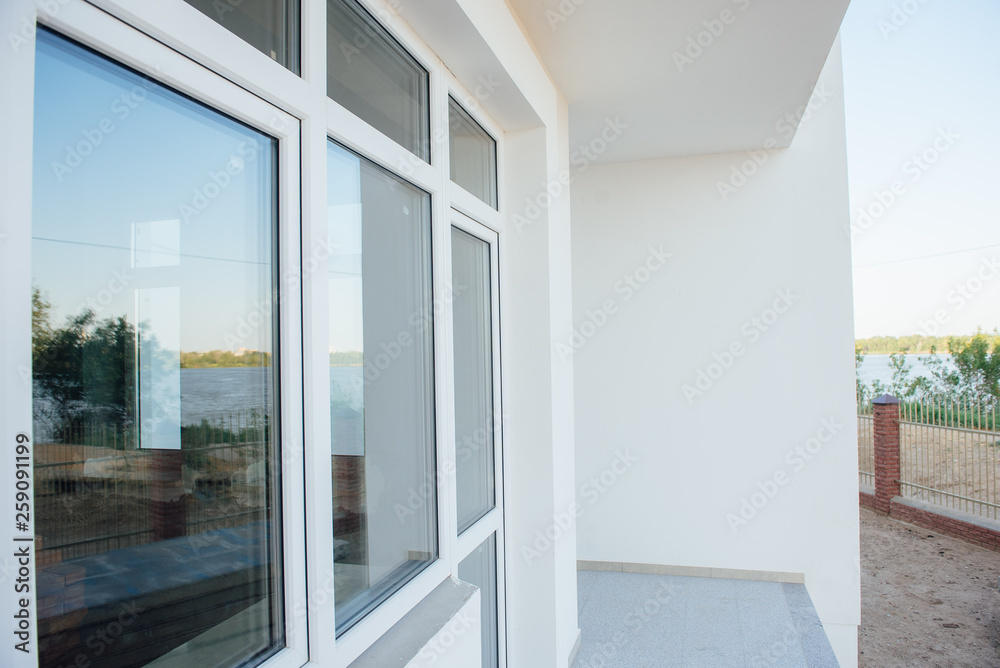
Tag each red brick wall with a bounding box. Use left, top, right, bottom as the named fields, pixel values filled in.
left=860, top=491, right=876, bottom=511
left=889, top=500, right=1000, bottom=552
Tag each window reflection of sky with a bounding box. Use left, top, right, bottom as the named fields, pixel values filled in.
left=327, top=144, right=364, bottom=353
left=32, top=29, right=275, bottom=353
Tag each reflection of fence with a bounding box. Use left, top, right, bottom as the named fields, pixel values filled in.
left=858, top=396, right=1000, bottom=521
left=34, top=411, right=270, bottom=561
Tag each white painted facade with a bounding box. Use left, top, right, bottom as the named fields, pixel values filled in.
left=0, top=1, right=858, bottom=667
left=570, top=39, right=860, bottom=666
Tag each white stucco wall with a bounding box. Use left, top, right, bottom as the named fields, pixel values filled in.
left=501, top=118, right=580, bottom=666
left=569, top=38, right=860, bottom=667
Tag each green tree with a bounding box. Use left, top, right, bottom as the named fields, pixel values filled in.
left=886, top=352, right=930, bottom=399
left=949, top=333, right=1000, bottom=401
left=32, top=298, right=136, bottom=442
left=917, top=332, right=1000, bottom=403
left=32, top=287, right=53, bottom=357
left=855, top=346, right=869, bottom=404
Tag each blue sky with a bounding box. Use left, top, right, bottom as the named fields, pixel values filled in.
left=33, top=30, right=275, bottom=354
left=842, top=0, right=1000, bottom=338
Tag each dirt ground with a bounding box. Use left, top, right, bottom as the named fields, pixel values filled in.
left=860, top=508, right=1000, bottom=667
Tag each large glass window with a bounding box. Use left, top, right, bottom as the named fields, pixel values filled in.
left=327, top=0, right=430, bottom=161
left=449, top=98, right=498, bottom=209
left=182, top=0, right=300, bottom=73
left=31, top=30, right=283, bottom=668
left=327, top=142, right=437, bottom=634
left=451, top=227, right=496, bottom=533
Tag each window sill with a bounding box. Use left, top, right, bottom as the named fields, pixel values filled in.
left=348, top=578, right=481, bottom=668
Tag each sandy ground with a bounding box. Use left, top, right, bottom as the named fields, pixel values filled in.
left=860, top=508, right=1000, bottom=667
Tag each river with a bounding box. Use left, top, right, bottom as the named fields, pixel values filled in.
left=856, top=353, right=954, bottom=389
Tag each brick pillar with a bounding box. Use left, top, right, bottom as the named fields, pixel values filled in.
left=872, top=394, right=901, bottom=515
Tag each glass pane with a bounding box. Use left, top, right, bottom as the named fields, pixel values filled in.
left=458, top=534, right=499, bottom=668
left=452, top=228, right=495, bottom=533
left=449, top=98, right=498, bottom=209
left=328, top=141, right=437, bottom=633
left=327, top=0, right=430, bottom=161
left=32, top=30, right=283, bottom=668
left=182, top=0, right=300, bottom=74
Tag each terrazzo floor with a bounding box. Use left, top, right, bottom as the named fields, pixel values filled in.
left=573, top=570, right=841, bottom=668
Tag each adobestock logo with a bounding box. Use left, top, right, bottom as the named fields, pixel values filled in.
left=726, top=417, right=843, bottom=533
left=846, top=127, right=959, bottom=241
left=878, top=0, right=934, bottom=39
left=8, top=0, right=73, bottom=53
left=683, top=289, right=799, bottom=404
left=76, top=267, right=134, bottom=316
left=416, top=609, right=477, bottom=664
left=917, top=254, right=1000, bottom=337
left=545, top=0, right=589, bottom=31
left=672, top=0, right=754, bottom=73
left=556, top=245, right=672, bottom=361
left=513, top=116, right=629, bottom=234
left=521, top=450, right=638, bottom=565
left=716, top=85, right=833, bottom=201
left=179, top=143, right=260, bottom=223
left=50, top=84, right=152, bottom=183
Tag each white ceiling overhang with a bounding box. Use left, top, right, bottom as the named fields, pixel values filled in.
left=505, top=0, right=851, bottom=162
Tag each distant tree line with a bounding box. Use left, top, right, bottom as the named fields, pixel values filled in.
left=856, top=332, right=1000, bottom=355
left=330, top=351, right=363, bottom=366
left=33, top=287, right=276, bottom=440
left=182, top=349, right=364, bottom=368
left=180, top=349, right=271, bottom=368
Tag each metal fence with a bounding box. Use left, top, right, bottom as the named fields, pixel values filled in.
left=858, top=406, right=874, bottom=489
left=34, top=411, right=270, bottom=560
left=898, top=398, right=1000, bottom=520
left=859, top=396, right=1000, bottom=521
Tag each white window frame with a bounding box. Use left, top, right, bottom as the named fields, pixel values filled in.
left=447, top=95, right=503, bottom=216
left=6, top=2, right=307, bottom=667
left=448, top=210, right=507, bottom=668
left=2, top=0, right=511, bottom=666
left=320, top=2, right=510, bottom=666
